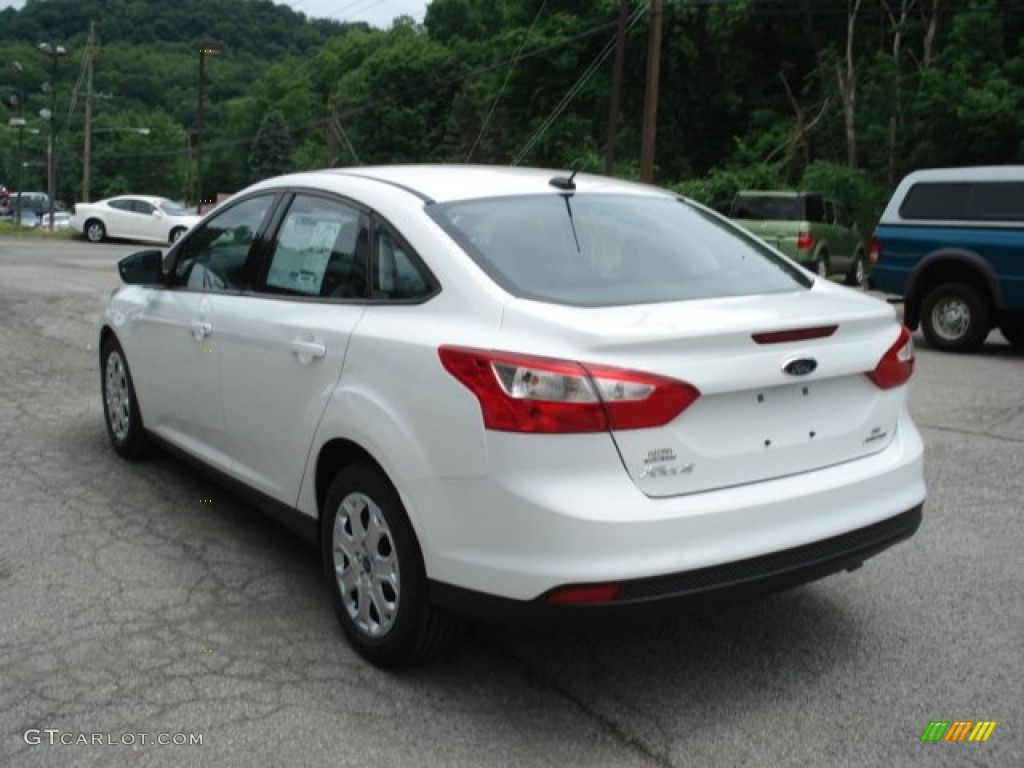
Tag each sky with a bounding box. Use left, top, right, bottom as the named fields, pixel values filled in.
left=0, top=0, right=431, bottom=28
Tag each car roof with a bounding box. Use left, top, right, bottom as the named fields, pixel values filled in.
left=895, top=165, right=1024, bottom=184
left=105, top=195, right=173, bottom=205
left=734, top=190, right=827, bottom=199
left=297, top=165, right=673, bottom=204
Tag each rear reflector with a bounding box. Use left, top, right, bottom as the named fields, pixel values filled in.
left=752, top=325, right=838, bottom=344
left=438, top=346, right=699, bottom=433
left=867, top=326, right=915, bottom=389
left=869, top=237, right=881, bottom=264
left=546, top=585, right=620, bottom=605
left=796, top=232, right=815, bottom=250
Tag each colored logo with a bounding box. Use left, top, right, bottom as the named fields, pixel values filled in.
left=920, top=721, right=997, bottom=742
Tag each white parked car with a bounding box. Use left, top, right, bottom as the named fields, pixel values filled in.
left=72, top=195, right=200, bottom=245
left=100, top=166, right=925, bottom=667
left=39, top=211, right=72, bottom=230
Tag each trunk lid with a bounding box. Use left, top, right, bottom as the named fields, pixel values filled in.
left=499, top=284, right=906, bottom=497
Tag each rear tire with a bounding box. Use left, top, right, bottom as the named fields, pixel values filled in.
left=920, top=282, right=991, bottom=353
left=321, top=463, right=462, bottom=667
left=814, top=252, right=829, bottom=279
left=85, top=219, right=106, bottom=243
left=844, top=251, right=867, bottom=288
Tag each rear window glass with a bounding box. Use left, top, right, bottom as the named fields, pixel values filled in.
left=900, top=181, right=1024, bottom=221
left=730, top=195, right=804, bottom=221
left=431, top=194, right=811, bottom=307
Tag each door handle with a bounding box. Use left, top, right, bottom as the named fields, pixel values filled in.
left=291, top=340, right=326, bottom=364
left=191, top=320, right=212, bottom=340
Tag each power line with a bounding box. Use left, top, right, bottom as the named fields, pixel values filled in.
left=465, top=0, right=548, bottom=162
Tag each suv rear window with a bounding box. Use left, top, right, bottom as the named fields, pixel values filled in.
left=432, top=194, right=811, bottom=307
left=899, top=181, right=1024, bottom=221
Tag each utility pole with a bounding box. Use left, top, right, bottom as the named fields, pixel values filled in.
left=639, top=0, right=664, bottom=183
left=196, top=41, right=223, bottom=211
left=39, top=41, right=67, bottom=231
left=604, top=0, right=630, bottom=176
left=82, top=22, right=96, bottom=202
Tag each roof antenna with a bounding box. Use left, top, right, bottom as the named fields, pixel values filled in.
left=549, top=170, right=577, bottom=192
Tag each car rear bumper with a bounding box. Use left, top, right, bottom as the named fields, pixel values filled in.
left=429, top=503, right=921, bottom=624
left=411, top=410, right=925, bottom=604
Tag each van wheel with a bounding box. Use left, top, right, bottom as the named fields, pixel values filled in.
left=844, top=251, right=867, bottom=288
left=1000, top=317, right=1024, bottom=349
left=321, top=463, right=462, bottom=667
left=814, top=252, right=829, bottom=278
left=920, top=282, right=991, bottom=353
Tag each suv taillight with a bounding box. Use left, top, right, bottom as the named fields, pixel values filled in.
left=867, top=326, right=914, bottom=389
left=438, top=346, right=700, bottom=433
left=869, top=237, right=881, bottom=264
left=796, top=232, right=815, bottom=251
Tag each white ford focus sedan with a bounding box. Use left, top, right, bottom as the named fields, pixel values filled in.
left=100, top=166, right=924, bottom=666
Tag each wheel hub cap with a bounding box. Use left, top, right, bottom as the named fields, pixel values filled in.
left=104, top=352, right=131, bottom=442
left=332, top=492, right=400, bottom=638
left=934, top=298, right=970, bottom=340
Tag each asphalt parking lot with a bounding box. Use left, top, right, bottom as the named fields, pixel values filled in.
left=1, top=236, right=1021, bottom=767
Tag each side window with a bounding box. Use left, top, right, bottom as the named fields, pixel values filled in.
left=899, top=183, right=972, bottom=220
left=171, top=195, right=275, bottom=292
left=109, top=199, right=133, bottom=212
left=804, top=196, right=825, bottom=223
left=373, top=226, right=433, bottom=300
left=967, top=182, right=1024, bottom=221
left=262, top=195, right=369, bottom=299
left=133, top=200, right=155, bottom=216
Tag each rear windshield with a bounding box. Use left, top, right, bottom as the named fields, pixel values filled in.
left=431, top=194, right=811, bottom=307
left=730, top=194, right=805, bottom=221
left=160, top=201, right=189, bottom=216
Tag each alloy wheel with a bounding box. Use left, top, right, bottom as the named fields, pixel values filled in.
left=332, top=491, right=400, bottom=638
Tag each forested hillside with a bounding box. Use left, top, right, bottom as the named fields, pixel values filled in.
left=2, top=0, right=1022, bottom=225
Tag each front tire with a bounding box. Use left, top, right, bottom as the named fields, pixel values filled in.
left=920, top=282, right=992, bottom=353
left=85, top=219, right=106, bottom=243
left=169, top=227, right=186, bottom=244
left=321, top=463, right=461, bottom=667
left=100, top=337, right=149, bottom=458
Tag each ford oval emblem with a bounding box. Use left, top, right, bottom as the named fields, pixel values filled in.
left=783, top=358, right=818, bottom=377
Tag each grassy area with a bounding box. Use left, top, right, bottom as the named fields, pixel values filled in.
left=0, top=223, right=79, bottom=240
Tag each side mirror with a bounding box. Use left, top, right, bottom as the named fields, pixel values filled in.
left=118, top=249, right=163, bottom=284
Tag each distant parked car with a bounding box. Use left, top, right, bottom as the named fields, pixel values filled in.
left=871, top=166, right=1024, bottom=352
left=38, top=211, right=72, bottom=230
left=5, top=191, right=51, bottom=227
left=71, top=195, right=201, bottom=245
left=730, top=190, right=869, bottom=287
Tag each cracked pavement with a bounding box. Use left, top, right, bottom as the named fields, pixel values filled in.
left=1, top=237, right=1021, bottom=767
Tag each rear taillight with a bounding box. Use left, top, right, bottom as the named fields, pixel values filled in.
left=867, top=326, right=914, bottom=389
left=438, top=346, right=700, bottom=433
left=796, top=232, right=815, bottom=251
left=869, top=237, right=882, bottom=264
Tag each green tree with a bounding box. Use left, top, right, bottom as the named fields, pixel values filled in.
left=248, top=109, right=294, bottom=182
